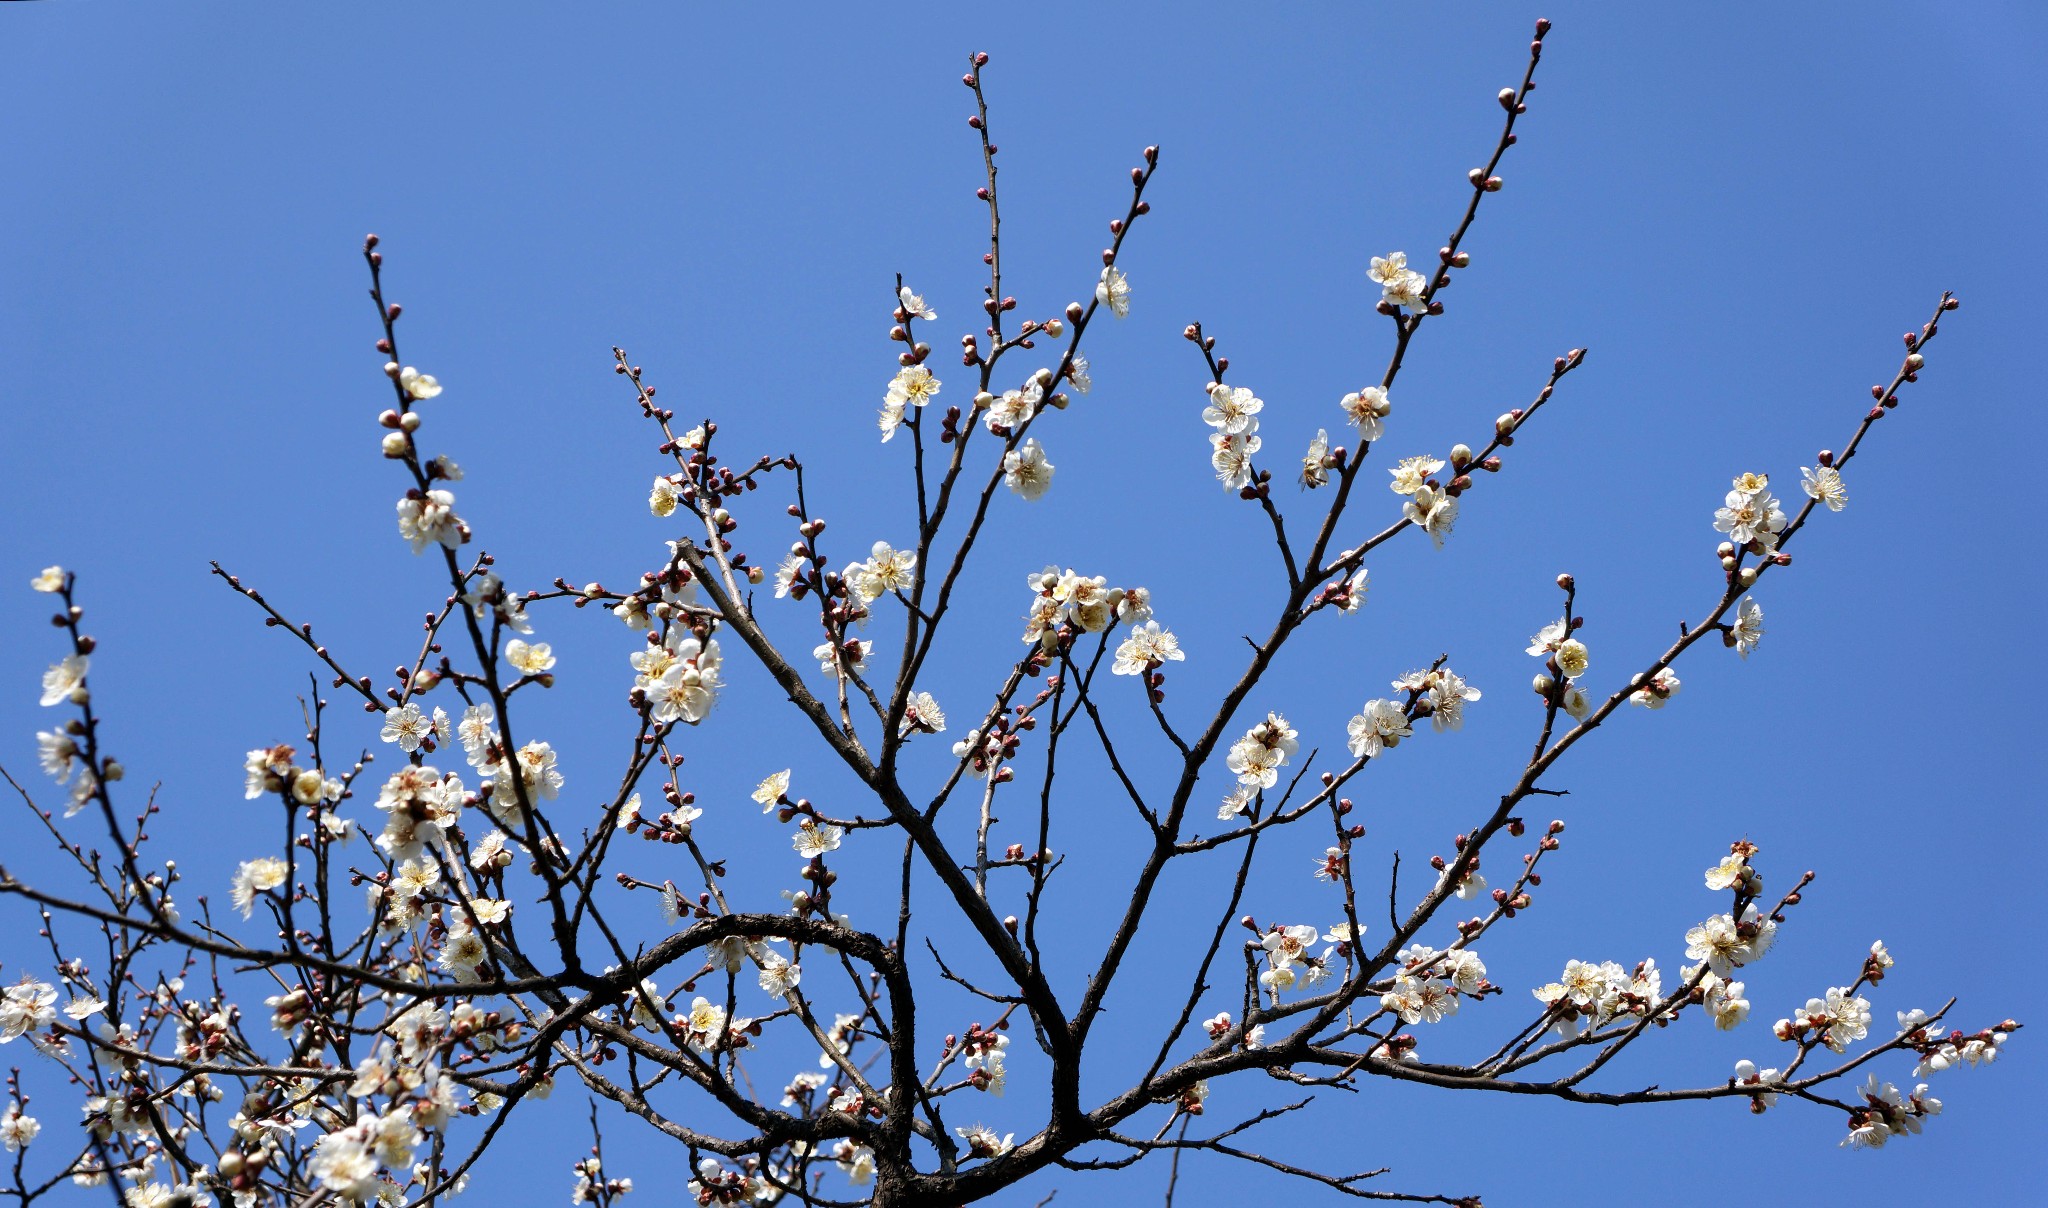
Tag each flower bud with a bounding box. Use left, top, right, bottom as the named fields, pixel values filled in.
left=398, top=411, right=421, bottom=433
left=1494, top=412, right=1518, bottom=437
left=1044, top=318, right=1064, bottom=337
left=381, top=432, right=410, bottom=458
left=1531, top=673, right=1555, bottom=696
left=1449, top=443, right=1473, bottom=468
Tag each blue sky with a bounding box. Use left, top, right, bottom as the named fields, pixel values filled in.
left=2, top=2, right=2042, bottom=1204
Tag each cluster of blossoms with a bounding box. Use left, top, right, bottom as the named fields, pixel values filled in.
left=1226, top=712, right=1299, bottom=793
left=1201, top=1009, right=1269, bottom=1049
left=1019, top=566, right=1153, bottom=649
left=1531, top=958, right=1665, bottom=1039
left=1256, top=924, right=1353, bottom=998
left=844, top=541, right=917, bottom=607
left=647, top=427, right=710, bottom=515
left=239, top=740, right=349, bottom=831
left=1388, top=453, right=1458, bottom=547
left=1902, top=1009, right=2010, bottom=1077
left=1713, top=471, right=1788, bottom=554
left=0, top=1099, right=37, bottom=1152
left=1367, top=251, right=1428, bottom=313
left=960, top=1023, right=1010, bottom=1095
left=0, top=976, right=61, bottom=1048
left=1393, top=667, right=1482, bottom=732
left=570, top=1153, right=634, bottom=1204
left=1841, top=1075, right=1942, bottom=1149
left=1202, top=380, right=1264, bottom=490
left=687, top=1156, right=770, bottom=1205
left=1683, top=906, right=1778, bottom=978
left=396, top=488, right=466, bottom=554
left=1381, top=944, right=1489, bottom=1025
left=879, top=360, right=941, bottom=443
left=1777, top=985, right=1875, bottom=1054
left=1527, top=618, right=1593, bottom=719
left=644, top=632, right=726, bottom=725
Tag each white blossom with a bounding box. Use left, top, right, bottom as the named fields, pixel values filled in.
left=897, top=286, right=936, bottom=322
left=1801, top=464, right=1848, bottom=511
left=1095, top=266, right=1131, bottom=318
left=396, top=489, right=463, bottom=553
left=1003, top=439, right=1055, bottom=500
left=1112, top=621, right=1184, bottom=676
left=39, top=655, right=88, bottom=707
left=1340, top=386, right=1391, bottom=442
left=231, top=857, right=290, bottom=919
left=1345, top=699, right=1411, bottom=757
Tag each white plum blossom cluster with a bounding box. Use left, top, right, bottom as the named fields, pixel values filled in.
left=1777, top=985, right=1874, bottom=1054
left=0, top=1099, right=37, bottom=1152
left=1367, top=251, right=1428, bottom=313
left=844, top=541, right=917, bottom=606
left=1226, top=712, right=1298, bottom=792
left=981, top=367, right=1057, bottom=438
left=1841, top=1075, right=1942, bottom=1149
left=1020, top=566, right=1153, bottom=651
left=1528, top=618, right=1593, bottom=719
left=1202, top=380, right=1263, bottom=490
left=396, top=488, right=465, bottom=554
left=1683, top=906, right=1778, bottom=978
left=879, top=362, right=940, bottom=442
left=1381, top=944, right=1488, bottom=1025
left=1714, top=471, right=1787, bottom=554
left=1393, top=667, right=1482, bottom=732
left=0, top=977, right=59, bottom=1047
left=1389, top=454, right=1457, bottom=547
left=1531, top=958, right=1665, bottom=1039
left=1256, top=924, right=1338, bottom=998
left=1904, top=1008, right=2008, bottom=1077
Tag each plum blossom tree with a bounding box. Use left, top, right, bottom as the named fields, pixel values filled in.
left=0, top=18, right=2018, bottom=1208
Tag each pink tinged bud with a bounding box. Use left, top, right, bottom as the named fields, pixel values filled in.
left=1498, top=87, right=1517, bottom=109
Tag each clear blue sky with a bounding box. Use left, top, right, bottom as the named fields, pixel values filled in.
left=3, top=3, right=2042, bottom=1204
